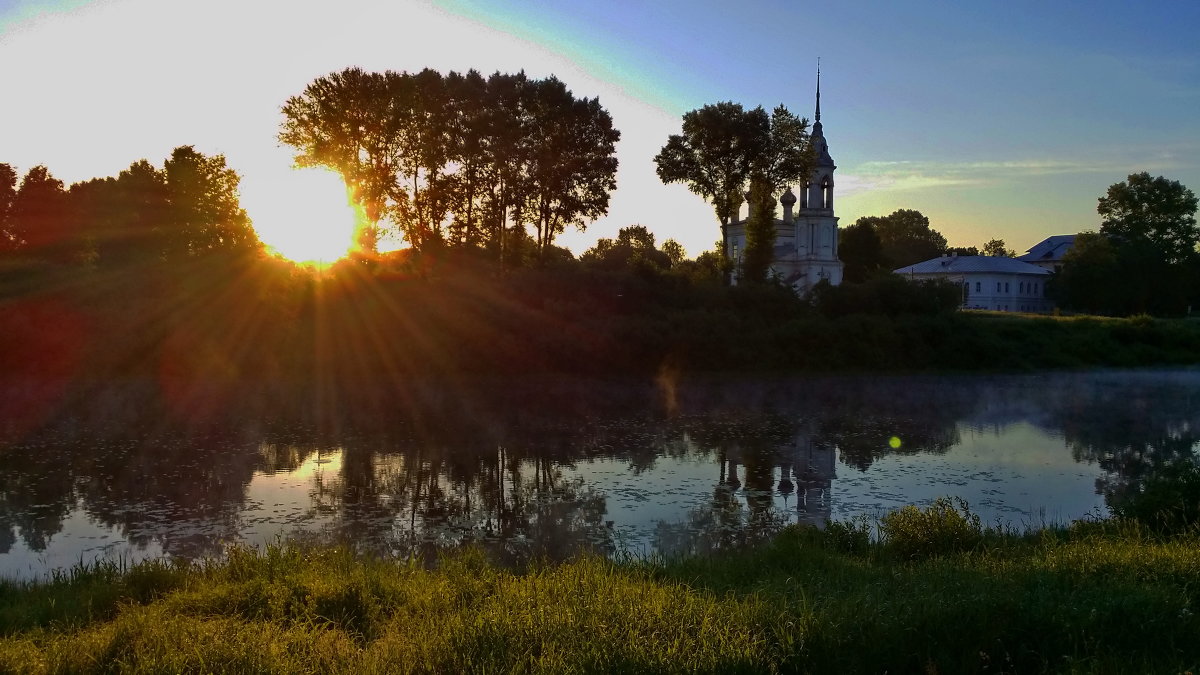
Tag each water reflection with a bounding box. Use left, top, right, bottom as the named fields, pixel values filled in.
left=1, top=371, right=1198, bottom=578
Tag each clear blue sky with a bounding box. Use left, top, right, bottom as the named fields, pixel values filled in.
left=2, top=0, right=1197, bottom=258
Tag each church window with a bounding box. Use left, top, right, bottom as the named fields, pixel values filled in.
left=822, top=177, right=833, bottom=209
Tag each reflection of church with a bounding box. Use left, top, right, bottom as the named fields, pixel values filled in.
left=718, top=429, right=837, bottom=527
left=722, top=69, right=844, bottom=292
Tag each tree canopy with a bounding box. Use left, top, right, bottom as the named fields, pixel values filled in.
left=838, top=220, right=887, bottom=283
left=981, top=238, right=1015, bottom=257
left=1053, top=173, right=1199, bottom=315
left=280, top=67, right=619, bottom=260
left=654, top=102, right=811, bottom=226
left=1098, top=172, right=1198, bottom=266
left=851, top=210, right=947, bottom=270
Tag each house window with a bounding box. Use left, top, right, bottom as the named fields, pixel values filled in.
left=1005, top=282, right=1010, bottom=293
left=996, top=282, right=1002, bottom=292
left=975, top=282, right=981, bottom=293
left=1020, top=282, right=1025, bottom=294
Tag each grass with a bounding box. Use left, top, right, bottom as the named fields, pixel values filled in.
left=2, top=503, right=1199, bottom=673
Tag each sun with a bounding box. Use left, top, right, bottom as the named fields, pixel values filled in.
left=244, top=167, right=361, bottom=266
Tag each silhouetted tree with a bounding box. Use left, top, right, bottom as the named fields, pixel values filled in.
left=981, top=238, right=1016, bottom=257
left=740, top=175, right=777, bottom=283
left=520, top=76, right=619, bottom=258
left=0, top=163, right=16, bottom=252
left=655, top=102, right=810, bottom=228
left=280, top=67, right=395, bottom=254
left=660, top=239, right=685, bottom=268
left=581, top=225, right=669, bottom=272
left=859, top=209, right=948, bottom=269
left=945, top=246, right=979, bottom=256
left=1049, top=232, right=1121, bottom=314
left=838, top=220, right=887, bottom=282
left=10, top=166, right=72, bottom=262
left=1099, top=172, right=1198, bottom=266
left=163, top=146, right=257, bottom=257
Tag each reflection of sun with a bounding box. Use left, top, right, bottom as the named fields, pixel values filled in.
left=248, top=168, right=361, bottom=266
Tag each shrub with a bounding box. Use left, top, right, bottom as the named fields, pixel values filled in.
left=1109, top=462, right=1200, bottom=535
left=823, top=515, right=872, bottom=556
left=879, top=497, right=982, bottom=559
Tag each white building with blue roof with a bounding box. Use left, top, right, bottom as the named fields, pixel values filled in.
left=893, top=255, right=1053, bottom=313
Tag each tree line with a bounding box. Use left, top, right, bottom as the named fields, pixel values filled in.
left=279, top=67, right=619, bottom=260
left=0, top=148, right=256, bottom=271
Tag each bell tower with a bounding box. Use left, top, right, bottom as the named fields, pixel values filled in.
left=794, top=59, right=843, bottom=289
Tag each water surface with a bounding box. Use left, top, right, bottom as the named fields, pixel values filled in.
left=2, top=370, right=1197, bottom=579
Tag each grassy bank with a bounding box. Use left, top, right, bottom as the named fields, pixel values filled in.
left=3, top=502, right=1198, bottom=673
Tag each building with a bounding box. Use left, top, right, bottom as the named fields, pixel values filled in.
left=722, top=69, right=844, bottom=293
left=1017, top=234, right=1076, bottom=272
left=893, top=255, right=1053, bottom=312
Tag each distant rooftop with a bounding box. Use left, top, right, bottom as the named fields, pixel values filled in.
left=894, top=255, right=1051, bottom=276
left=1017, top=235, right=1076, bottom=263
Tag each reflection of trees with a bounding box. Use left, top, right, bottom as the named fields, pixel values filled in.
left=1054, top=377, right=1200, bottom=510
left=309, top=439, right=614, bottom=565
left=5, top=372, right=1200, bottom=568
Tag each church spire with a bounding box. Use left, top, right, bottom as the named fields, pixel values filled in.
left=815, top=58, right=821, bottom=123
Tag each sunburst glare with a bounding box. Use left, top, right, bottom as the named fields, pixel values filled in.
left=245, top=167, right=360, bottom=266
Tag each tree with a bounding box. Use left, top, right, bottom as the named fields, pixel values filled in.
left=981, top=238, right=1015, bottom=257
left=163, top=146, right=258, bottom=257
left=860, top=209, right=948, bottom=269
left=0, top=163, right=16, bottom=251
left=654, top=102, right=810, bottom=226
left=1049, top=231, right=1121, bottom=315
left=660, top=239, right=685, bottom=268
left=1099, top=172, right=1198, bottom=266
left=945, top=246, right=979, bottom=257
left=520, top=77, right=620, bottom=257
left=281, top=68, right=618, bottom=262
left=740, top=175, right=777, bottom=284
left=581, top=225, right=669, bottom=272
left=280, top=67, right=397, bottom=254
left=9, top=166, right=71, bottom=261
left=838, top=220, right=887, bottom=283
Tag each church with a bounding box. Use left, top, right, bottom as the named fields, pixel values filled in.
left=722, top=72, right=844, bottom=292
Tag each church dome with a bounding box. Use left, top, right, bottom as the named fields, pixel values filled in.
left=780, top=188, right=797, bottom=206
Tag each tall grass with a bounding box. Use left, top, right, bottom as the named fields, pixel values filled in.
left=3, top=502, right=1199, bottom=673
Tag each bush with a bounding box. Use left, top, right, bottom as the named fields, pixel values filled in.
left=1109, top=462, right=1200, bottom=535
left=879, top=497, right=983, bottom=559
left=823, top=515, right=872, bottom=555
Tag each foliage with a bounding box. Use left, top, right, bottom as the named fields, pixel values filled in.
left=739, top=174, right=777, bottom=284
left=280, top=68, right=619, bottom=259
left=853, top=209, right=948, bottom=269
left=1054, top=173, right=1200, bottom=316
left=808, top=275, right=963, bottom=317
left=1099, top=171, right=1199, bottom=265
left=580, top=225, right=671, bottom=273
left=1108, top=461, right=1200, bottom=534
left=981, top=238, right=1015, bottom=257
left=836, top=220, right=886, bottom=282
left=879, top=496, right=983, bottom=559
left=0, top=163, right=16, bottom=251
left=5, top=509, right=1200, bottom=673
left=8, top=166, right=70, bottom=262
left=654, top=101, right=810, bottom=226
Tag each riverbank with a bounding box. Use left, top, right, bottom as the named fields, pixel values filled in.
left=3, top=503, right=1198, bottom=673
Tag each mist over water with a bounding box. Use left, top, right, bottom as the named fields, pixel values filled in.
left=2, top=370, right=1197, bottom=580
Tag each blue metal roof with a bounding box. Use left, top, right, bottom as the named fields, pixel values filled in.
left=1017, top=235, right=1076, bottom=263
left=894, top=255, right=1051, bottom=275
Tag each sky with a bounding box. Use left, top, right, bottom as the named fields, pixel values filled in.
left=1, top=0, right=1197, bottom=262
